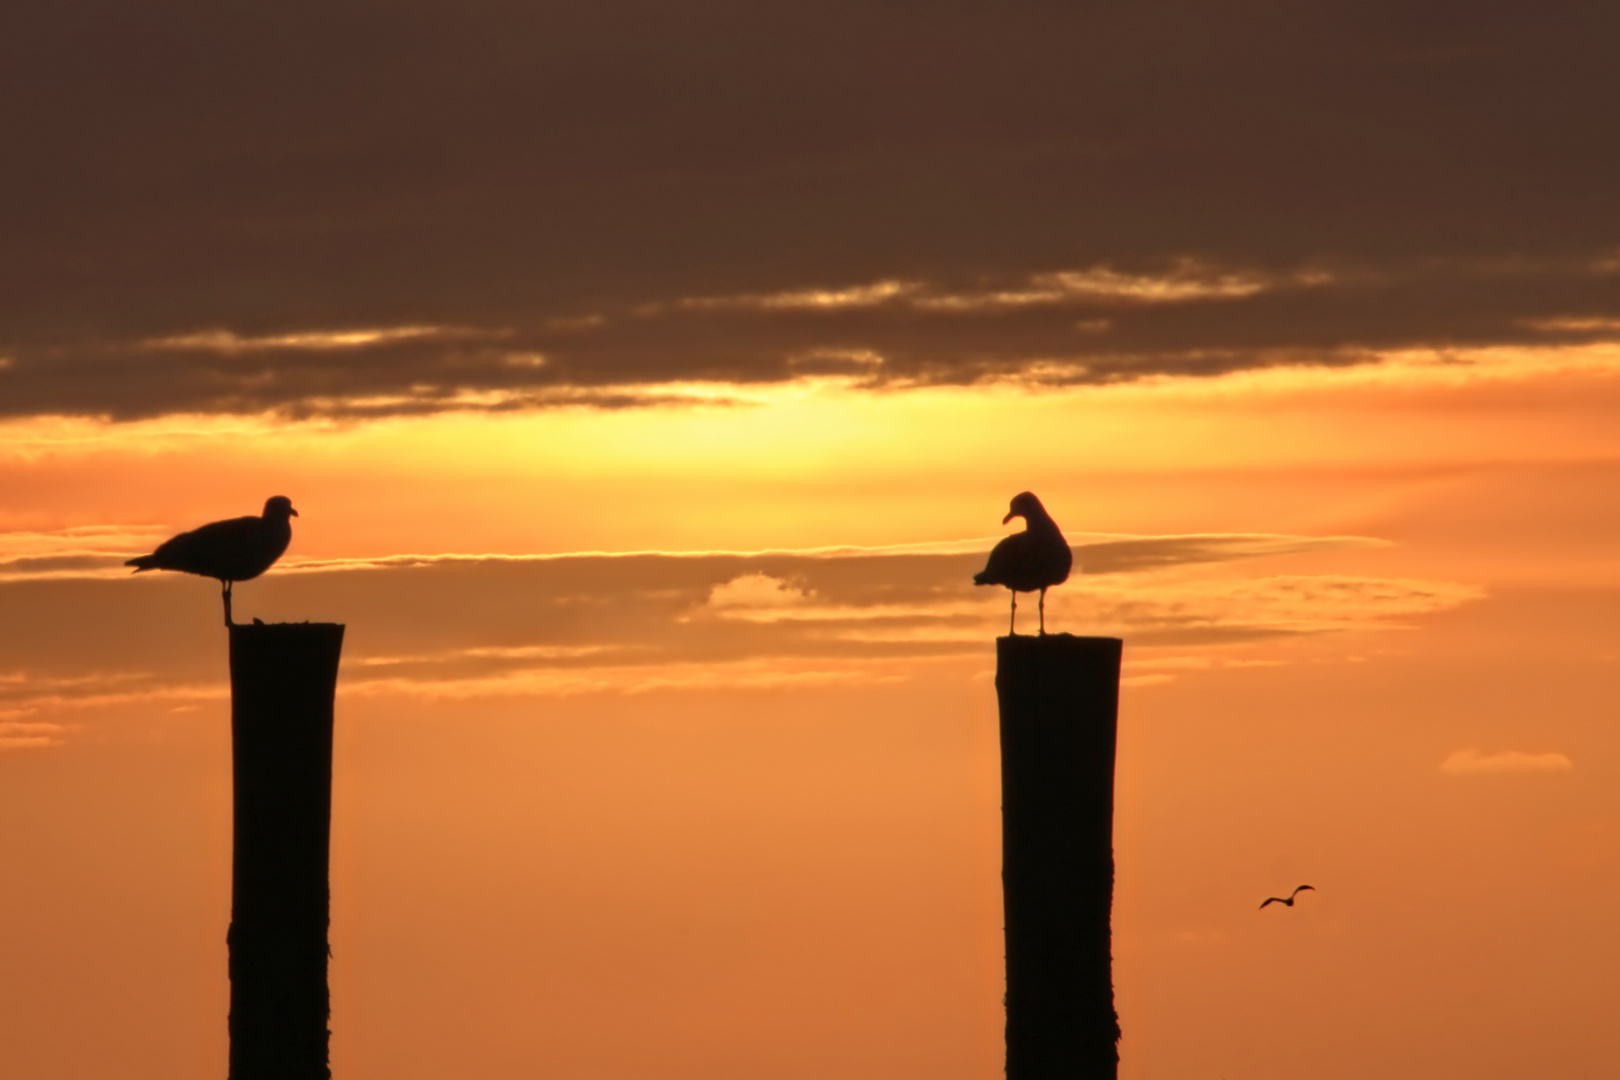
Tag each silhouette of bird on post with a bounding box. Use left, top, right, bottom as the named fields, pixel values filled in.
left=1259, top=885, right=1315, bottom=910
left=973, top=491, right=1072, bottom=636
left=125, top=496, right=298, bottom=627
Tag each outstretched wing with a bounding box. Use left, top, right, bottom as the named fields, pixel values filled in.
left=1259, top=897, right=1282, bottom=909
left=1290, top=885, right=1316, bottom=898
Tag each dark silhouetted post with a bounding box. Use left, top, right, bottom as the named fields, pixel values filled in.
left=997, top=633, right=1122, bottom=1080
left=228, top=622, right=345, bottom=1080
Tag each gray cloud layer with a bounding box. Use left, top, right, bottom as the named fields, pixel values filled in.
left=0, top=533, right=1476, bottom=715
left=3, top=1, right=1618, bottom=419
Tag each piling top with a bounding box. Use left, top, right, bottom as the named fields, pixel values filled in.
left=228, top=621, right=346, bottom=660
left=997, top=633, right=1122, bottom=654
left=229, top=622, right=345, bottom=637
left=996, top=634, right=1122, bottom=694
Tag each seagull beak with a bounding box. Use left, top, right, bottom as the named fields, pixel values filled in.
left=290, top=507, right=300, bottom=517
left=1002, top=511, right=1015, bottom=524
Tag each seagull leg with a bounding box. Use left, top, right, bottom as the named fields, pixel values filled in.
left=222, top=581, right=234, bottom=628
left=1038, top=587, right=1047, bottom=635
left=1009, top=592, right=1017, bottom=636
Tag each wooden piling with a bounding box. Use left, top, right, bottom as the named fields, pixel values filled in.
left=227, top=622, right=344, bottom=1080
left=996, top=633, right=1123, bottom=1080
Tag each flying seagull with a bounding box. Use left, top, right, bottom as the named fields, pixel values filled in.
left=125, top=496, right=298, bottom=627
left=1259, top=885, right=1315, bottom=910
left=973, top=491, right=1072, bottom=635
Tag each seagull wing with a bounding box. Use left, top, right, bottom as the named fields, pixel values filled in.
left=130, top=515, right=281, bottom=581
left=974, top=532, right=1029, bottom=588
left=1290, top=885, right=1316, bottom=898
left=1259, top=897, right=1282, bottom=909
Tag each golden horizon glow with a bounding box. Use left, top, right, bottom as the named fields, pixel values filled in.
left=2, top=334, right=1618, bottom=1080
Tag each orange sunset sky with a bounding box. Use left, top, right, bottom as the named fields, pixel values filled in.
left=3, top=4, right=1620, bottom=1079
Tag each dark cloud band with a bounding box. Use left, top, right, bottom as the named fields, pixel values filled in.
left=3, top=1, right=1617, bottom=420
left=4, top=254, right=1620, bottom=420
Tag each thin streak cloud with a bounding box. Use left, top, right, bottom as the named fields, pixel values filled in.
left=143, top=325, right=498, bottom=352
left=1440, top=749, right=1575, bottom=775
left=0, top=531, right=1389, bottom=584
left=666, top=280, right=917, bottom=312
left=913, top=262, right=1298, bottom=311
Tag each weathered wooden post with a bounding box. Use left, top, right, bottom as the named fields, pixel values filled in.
left=997, top=633, right=1123, bottom=1080
left=227, top=621, right=345, bottom=1080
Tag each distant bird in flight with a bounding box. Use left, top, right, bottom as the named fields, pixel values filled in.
left=1259, top=885, right=1315, bottom=910
left=125, top=496, right=298, bottom=627
left=973, top=491, right=1072, bottom=635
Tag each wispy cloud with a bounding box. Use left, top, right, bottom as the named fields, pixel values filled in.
left=0, top=523, right=183, bottom=583
left=0, top=530, right=1362, bottom=586
left=707, top=573, right=813, bottom=609
left=0, top=670, right=226, bottom=717
left=664, top=262, right=1299, bottom=316
left=290, top=532, right=1385, bottom=578
left=665, top=281, right=916, bottom=312
left=1522, top=317, right=1620, bottom=334
left=0, top=721, right=72, bottom=750
left=143, top=326, right=500, bottom=353
left=913, top=261, right=1300, bottom=311
left=355, top=644, right=615, bottom=667
left=0, top=524, right=168, bottom=556
left=0, top=530, right=1482, bottom=729
left=0, top=553, right=143, bottom=583
left=1440, top=749, right=1574, bottom=775
left=1091, top=575, right=1486, bottom=639
left=343, top=657, right=915, bottom=700
left=1074, top=534, right=1388, bottom=575
left=1117, top=654, right=1287, bottom=686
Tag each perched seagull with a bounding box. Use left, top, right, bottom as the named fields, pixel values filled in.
left=1259, top=885, right=1315, bottom=910
left=125, top=496, right=298, bottom=627
left=973, top=491, right=1073, bottom=636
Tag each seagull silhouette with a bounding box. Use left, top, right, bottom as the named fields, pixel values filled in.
left=125, top=496, right=298, bottom=627
left=973, top=491, right=1072, bottom=635
left=1259, top=885, right=1315, bottom=910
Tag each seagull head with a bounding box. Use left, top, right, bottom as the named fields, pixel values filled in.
left=1002, top=491, right=1042, bottom=525
left=263, top=495, right=299, bottom=519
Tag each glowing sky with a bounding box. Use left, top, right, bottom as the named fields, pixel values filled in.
left=3, top=3, right=1620, bottom=1078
